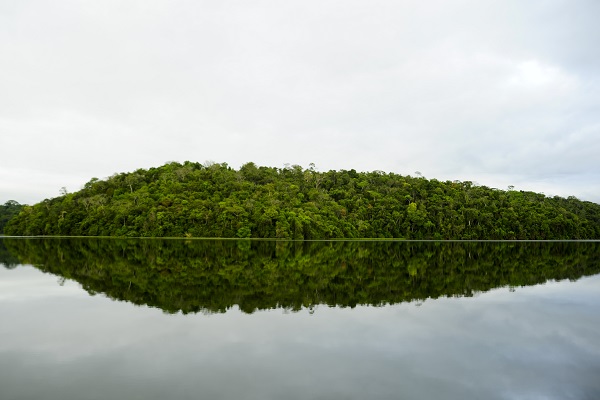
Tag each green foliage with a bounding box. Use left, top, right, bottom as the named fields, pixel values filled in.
left=4, top=162, right=600, bottom=239
left=0, top=200, right=24, bottom=234
left=3, top=238, right=599, bottom=314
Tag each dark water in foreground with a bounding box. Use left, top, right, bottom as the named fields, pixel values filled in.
left=1, top=238, right=599, bottom=399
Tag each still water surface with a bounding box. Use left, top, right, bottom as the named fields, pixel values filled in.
left=1, top=239, right=599, bottom=399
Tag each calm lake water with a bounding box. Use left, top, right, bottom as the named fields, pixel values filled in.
left=1, top=238, right=599, bottom=400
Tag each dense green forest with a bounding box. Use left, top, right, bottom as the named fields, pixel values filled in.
left=2, top=238, right=599, bottom=314
left=0, top=200, right=23, bottom=234
left=4, top=161, right=600, bottom=239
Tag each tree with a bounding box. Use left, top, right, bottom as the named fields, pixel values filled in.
left=0, top=200, right=24, bottom=234
left=4, top=161, right=600, bottom=239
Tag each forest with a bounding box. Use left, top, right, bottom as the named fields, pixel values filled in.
left=4, top=161, right=600, bottom=239
left=0, top=200, right=23, bottom=234
left=2, top=238, right=598, bottom=314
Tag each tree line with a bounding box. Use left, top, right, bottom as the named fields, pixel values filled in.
left=4, top=161, right=600, bottom=239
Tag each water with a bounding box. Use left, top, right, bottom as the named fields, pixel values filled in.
left=1, top=238, right=599, bottom=399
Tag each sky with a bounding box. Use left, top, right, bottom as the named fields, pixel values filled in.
left=1, top=0, right=599, bottom=205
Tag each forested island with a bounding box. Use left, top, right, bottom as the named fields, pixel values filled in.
left=4, top=161, right=600, bottom=239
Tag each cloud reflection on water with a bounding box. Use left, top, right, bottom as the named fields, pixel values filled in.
left=1, top=265, right=599, bottom=400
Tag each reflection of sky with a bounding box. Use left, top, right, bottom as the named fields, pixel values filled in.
left=1, top=266, right=599, bottom=400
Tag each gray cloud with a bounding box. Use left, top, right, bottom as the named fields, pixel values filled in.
left=1, top=0, right=598, bottom=204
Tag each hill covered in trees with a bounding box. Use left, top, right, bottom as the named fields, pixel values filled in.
left=4, top=161, right=600, bottom=239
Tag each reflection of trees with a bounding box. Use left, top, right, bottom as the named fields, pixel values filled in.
left=2, top=238, right=599, bottom=314
left=0, top=239, right=20, bottom=269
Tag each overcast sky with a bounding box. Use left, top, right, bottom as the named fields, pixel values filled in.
left=1, top=0, right=599, bottom=205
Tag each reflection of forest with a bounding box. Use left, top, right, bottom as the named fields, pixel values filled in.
left=2, top=238, right=599, bottom=314
left=0, top=239, right=20, bottom=269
